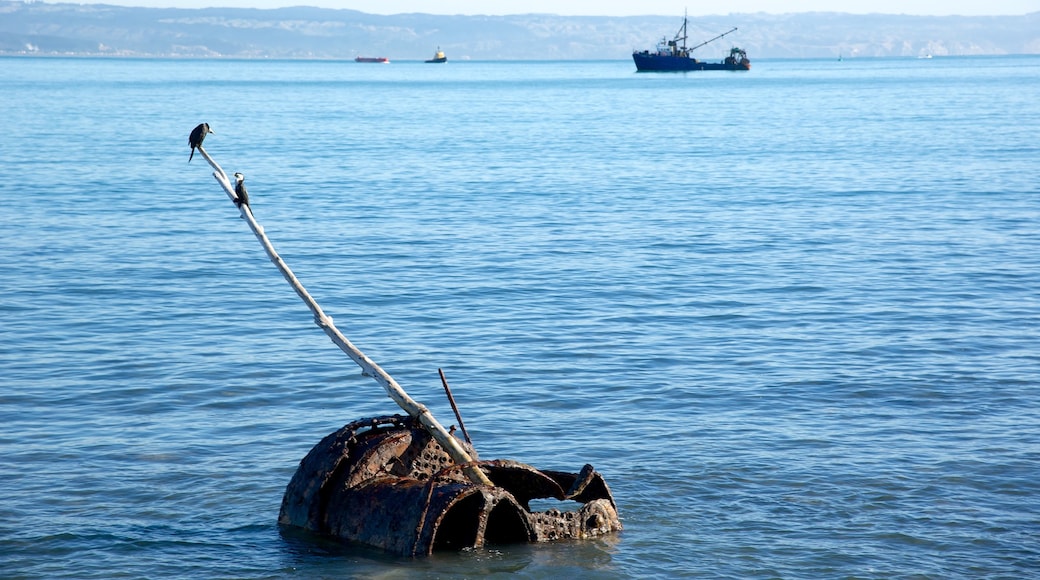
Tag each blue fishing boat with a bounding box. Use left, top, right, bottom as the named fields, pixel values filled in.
left=633, top=15, right=750, bottom=72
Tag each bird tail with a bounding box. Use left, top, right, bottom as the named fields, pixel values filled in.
left=189, top=148, right=195, bottom=163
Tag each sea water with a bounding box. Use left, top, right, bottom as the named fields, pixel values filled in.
left=1, top=55, right=1038, bottom=578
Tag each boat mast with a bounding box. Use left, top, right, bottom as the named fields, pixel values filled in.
left=676, top=11, right=689, bottom=52
left=192, top=138, right=494, bottom=488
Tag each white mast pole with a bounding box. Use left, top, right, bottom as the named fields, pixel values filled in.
left=195, top=144, right=493, bottom=487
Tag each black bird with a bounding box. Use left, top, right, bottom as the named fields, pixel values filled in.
left=233, top=172, right=250, bottom=208
left=188, top=123, right=213, bottom=162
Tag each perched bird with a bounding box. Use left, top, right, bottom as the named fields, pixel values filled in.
left=233, top=172, right=250, bottom=208
left=188, top=123, right=213, bottom=162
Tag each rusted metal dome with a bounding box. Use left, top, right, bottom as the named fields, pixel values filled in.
left=279, top=415, right=622, bottom=556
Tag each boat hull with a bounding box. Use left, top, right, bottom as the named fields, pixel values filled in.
left=632, top=52, right=749, bottom=72
left=425, top=57, right=447, bottom=63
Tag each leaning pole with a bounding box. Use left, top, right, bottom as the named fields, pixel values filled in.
left=193, top=140, right=493, bottom=488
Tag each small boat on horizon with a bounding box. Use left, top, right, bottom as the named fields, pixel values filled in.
left=355, top=56, right=390, bottom=64
left=425, top=47, right=447, bottom=63
left=632, top=14, right=750, bottom=72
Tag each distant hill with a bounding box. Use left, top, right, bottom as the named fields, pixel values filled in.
left=1, top=1, right=1037, bottom=59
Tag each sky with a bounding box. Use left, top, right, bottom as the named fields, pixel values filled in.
left=62, top=0, right=1040, bottom=15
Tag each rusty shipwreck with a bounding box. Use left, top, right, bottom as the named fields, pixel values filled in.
left=278, top=414, right=620, bottom=555
left=191, top=125, right=622, bottom=556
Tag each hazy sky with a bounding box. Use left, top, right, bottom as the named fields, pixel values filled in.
left=67, top=0, right=1039, bottom=15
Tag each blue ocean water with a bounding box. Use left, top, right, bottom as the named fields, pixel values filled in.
left=1, top=55, right=1038, bottom=578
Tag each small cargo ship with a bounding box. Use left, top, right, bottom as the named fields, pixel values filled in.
left=355, top=56, right=390, bottom=64
left=633, top=15, right=749, bottom=72
left=425, top=47, right=447, bottom=63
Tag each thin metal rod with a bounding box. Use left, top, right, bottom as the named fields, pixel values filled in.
left=438, top=368, right=472, bottom=445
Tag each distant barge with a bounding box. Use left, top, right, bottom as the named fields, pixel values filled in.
left=355, top=56, right=390, bottom=63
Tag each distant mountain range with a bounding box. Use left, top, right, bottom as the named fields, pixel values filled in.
left=2, top=1, right=1037, bottom=59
